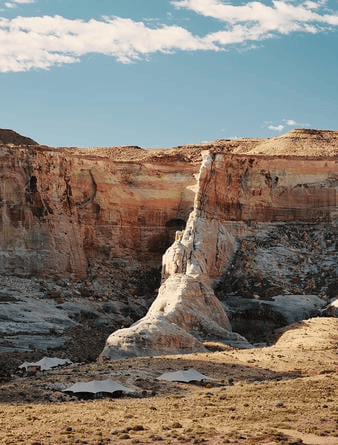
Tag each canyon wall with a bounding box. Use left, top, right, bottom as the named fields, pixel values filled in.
left=0, top=135, right=337, bottom=294
left=198, top=153, right=337, bottom=224
left=0, top=144, right=199, bottom=300
left=102, top=149, right=338, bottom=357
left=0, top=129, right=337, bottom=354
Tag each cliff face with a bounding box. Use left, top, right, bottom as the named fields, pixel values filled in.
left=198, top=153, right=337, bottom=224
left=1, top=131, right=337, bottom=296
left=102, top=147, right=338, bottom=357
left=0, top=144, right=199, bottom=292
left=1, top=129, right=338, bottom=355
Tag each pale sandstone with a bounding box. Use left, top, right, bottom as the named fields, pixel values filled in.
left=101, top=142, right=338, bottom=357
left=0, top=129, right=338, bottom=355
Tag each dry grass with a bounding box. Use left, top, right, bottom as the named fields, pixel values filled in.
left=0, top=317, right=337, bottom=445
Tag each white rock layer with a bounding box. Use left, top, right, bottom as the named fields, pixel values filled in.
left=101, top=152, right=251, bottom=359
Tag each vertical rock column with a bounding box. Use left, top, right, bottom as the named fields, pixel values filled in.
left=101, top=152, right=251, bottom=359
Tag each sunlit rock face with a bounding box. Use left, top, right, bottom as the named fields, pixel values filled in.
left=101, top=152, right=253, bottom=358
left=102, top=147, right=338, bottom=357
left=1, top=129, right=338, bottom=355
left=197, top=152, right=338, bottom=224
left=0, top=144, right=198, bottom=283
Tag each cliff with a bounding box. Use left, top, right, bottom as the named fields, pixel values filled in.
left=0, top=128, right=337, bottom=356
left=102, top=138, right=338, bottom=357
left=0, top=143, right=200, bottom=298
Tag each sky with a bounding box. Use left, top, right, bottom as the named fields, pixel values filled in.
left=0, top=0, right=338, bottom=148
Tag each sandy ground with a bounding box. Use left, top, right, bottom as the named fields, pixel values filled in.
left=0, top=317, right=337, bottom=445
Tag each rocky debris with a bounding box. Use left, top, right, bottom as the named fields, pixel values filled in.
left=212, top=222, right=338, bottom=343
left=0, top=274, right=142, bottom=358
left=215, top=224, right=338, bottom=300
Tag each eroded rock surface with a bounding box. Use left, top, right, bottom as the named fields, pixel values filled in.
left=102, top=142, right=338, bottom=357
left=1, top=128, right=338, bottom=356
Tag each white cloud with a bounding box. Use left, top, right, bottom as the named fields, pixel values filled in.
left=0, top=15, right=218, bottom=72
left=268, top=124, right=285, bottom=131
left=4, top=0, right=35, bottom=9
left=11, top=0, right=36, bottom=3
left=172, top=0, right=338, bottom=44
left=0, top=1, right=338, bottom=72
left=266, top=118, right=307, bottom=131
left=284, top=118, right=310, bottom=126
left=4, top=0, right=35, bottom=6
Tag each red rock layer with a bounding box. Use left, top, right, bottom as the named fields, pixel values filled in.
left=0, top=145, right=198, bottom=279
left=199, top=153, right=338, bottom=223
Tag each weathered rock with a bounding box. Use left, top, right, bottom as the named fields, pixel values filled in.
left=101, top=314, right=206, bottom=359
left=322, top=299, right=338, bottom=317
left=0, top=143, right=199, bottom=306
left=101, top=153, right=252, bottom=358
left=1, top=128, right=338, bottom=356
left=101, top=142, right=338, bottom=357
left=0, top=275, right=134, bottom=354
left=101, top=274, right=249, bottom=358
left=222, top=294, right=327, bottom=343
left=0, top=128, right=38, bottom=146
left=214, top=223, right=338, bottom=301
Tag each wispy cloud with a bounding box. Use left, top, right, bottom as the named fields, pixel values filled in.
left=266, top=118, right=308, bottom=132
left=285, top=119, right=297, bottom=126
left=4, top=0, right=36, bottom=7
left=172, top=0, right=338, bottom=47
left=268, top=124, right=285, bottom=132
left=0, top=0, right=338, bottom=72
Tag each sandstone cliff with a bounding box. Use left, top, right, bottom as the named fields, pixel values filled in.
left=0, top=128, right=337, bottom=356
left=101, top=142, right=338, bottom=357
left=0, top=143, right=200, bottom=300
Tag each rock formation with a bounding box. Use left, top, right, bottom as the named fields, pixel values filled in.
left=0, top=142, right=200, bottom=298
left=0, top=128, right=337, bottom=356
left=102, top=152, right=251, bottom=358
left=102, top=138, right=338, bottom=358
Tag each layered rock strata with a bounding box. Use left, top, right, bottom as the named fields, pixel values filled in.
left=102, top=148, right=338, bottom=357
left=0, top=144, right=199, bottom=294
left=1, top=128, right=338, bottom=355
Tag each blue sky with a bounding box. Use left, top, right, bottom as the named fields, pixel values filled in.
left=0, top=0, right=337, bottom=148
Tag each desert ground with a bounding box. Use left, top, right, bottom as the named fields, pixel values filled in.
left=0, top=317, right=337, bottom=445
